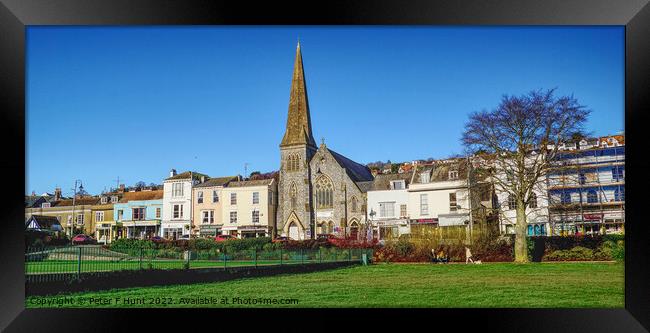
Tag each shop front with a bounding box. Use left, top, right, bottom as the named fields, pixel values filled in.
left=199, top=224, right=222, bottom=237
left=123, top=220, right=160, bottom=239
left=238, top=225, right=271, bottom=238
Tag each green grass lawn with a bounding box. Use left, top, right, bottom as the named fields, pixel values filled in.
left=25, top=262, right=623, bottom=308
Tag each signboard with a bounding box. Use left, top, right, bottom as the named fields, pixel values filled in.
left=411, top=218, right=438, bottom=224
left=316, top=211, right=333, bottom=218
left=583, top=214, right=602, bottom=221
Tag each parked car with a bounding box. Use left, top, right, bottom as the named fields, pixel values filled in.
left=215, top=234, right=234, bottom=242
left=72, top=234, right=96, bottom=245
left=272, top=236, right=290, bottom=243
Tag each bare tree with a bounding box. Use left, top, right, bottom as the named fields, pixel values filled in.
left=462, top=89, right=589, bottom=263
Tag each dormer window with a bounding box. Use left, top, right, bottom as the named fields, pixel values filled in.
left=391, top=180, right=405, bottom=190
left=100, top=196, right=108, bottom=204
left=41, top=202, right=50, bottom=208
left=449, top=171, right=459, bottom=180
left=110, top=196, right=118, bottom=203
left=419, top=172, right=430, bottom=183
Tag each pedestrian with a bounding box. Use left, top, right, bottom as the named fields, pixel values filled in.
left=465, top=246, right=474, bottom=264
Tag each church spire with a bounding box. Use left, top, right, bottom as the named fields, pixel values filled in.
left=280, top=41, right=316, bottom=148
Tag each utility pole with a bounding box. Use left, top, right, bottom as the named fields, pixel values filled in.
left=70, top=180, right=82, bottom=237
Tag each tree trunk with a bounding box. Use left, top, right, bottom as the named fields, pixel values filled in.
left=514, top=199, right=529, bottom=263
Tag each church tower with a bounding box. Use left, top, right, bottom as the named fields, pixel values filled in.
left=277, top=41, right=317, bottom=240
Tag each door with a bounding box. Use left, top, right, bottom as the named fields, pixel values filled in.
left=289, top=223, right=299, bottom=240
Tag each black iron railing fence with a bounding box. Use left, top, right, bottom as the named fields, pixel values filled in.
left=25, top=245, right=373, bottom=284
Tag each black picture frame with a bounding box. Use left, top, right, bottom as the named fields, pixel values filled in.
left=1, top=0, right=648, bottom=331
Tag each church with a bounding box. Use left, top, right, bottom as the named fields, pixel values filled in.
left=277, top=42, right=374, bottom=240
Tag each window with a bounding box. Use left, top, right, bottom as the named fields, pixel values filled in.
left=529, top=193, right=538, bottom=208
left=230, top=193, right=237, bottom=205
left=587, top=190, right=598, bottom=203
left=615, top=187, right=624, bottom=202
left=420, top=194, right=428, bottom=215
left=449, top=170, right=459, bottom=180
left=379, top=202, right=395, bottom=218
left=100, top=197, right=108, bottom=204
left=202, top=210, right=214, bottom=224
left=419, top=172, right=430, bottom=183
left=286, top=154, right=301, bottom=172
left=41, top=202, right=50, bottom=208
left=391, top=180, right=405, bottom=190
left=612, top=166, right=624, bottom=182
left=400, top=204, right=407, bottom=217
left=253, top=192, right=259, bottom=204
left=508, top=195, right=517, bottom=210
left=172, top=183, right=183, bottom=197
left=561, top=192, right=571, bottom=204
left=117, top=210, right=123, bottom=221
left=111, top=196, right=118, bottom=203
left=314, top=176, right=334, bottom=209
left=173, top=204, right=183, bottom=219
left=95, top=211, right=104, bottom=222
left=290, top=183, right=297, bottom=209
left=269, top=191, right=273, bottom=205
left=230, top=211, right=238, bottom=223
left=67, top=216, right=72, bottom=224
left=351, top=197, right=358, bottom=212
left=155, top=207, right=161, bottom=219
left=76, top=214, right=84, bottom=225
left=132, top=207, right=145, bottom=220
left=449, top=193, right=457, bottom=212
left=252, top=210, right=260, bottom=223
left=212, top=190, right=219, bottom=203
left=197, top=191, right=203, bottom=204
left=578, top=172, right=586, bottom=185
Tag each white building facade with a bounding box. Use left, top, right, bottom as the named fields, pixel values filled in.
left=161, top=169, right=208, bottom=239
left=367, top=173, right=413, bottom=240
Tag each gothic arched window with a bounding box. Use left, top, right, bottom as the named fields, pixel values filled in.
left=290, top=183, right=297, bottom=209
left=286, top=154, right=301, bottom=172
left=350, top=196, right=358, bottom=212
left=314, top=176, right=334, bottom=209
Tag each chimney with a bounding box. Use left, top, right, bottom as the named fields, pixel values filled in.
left=118, top=184, right=125, bottom=193
left=54, top=187, right=62, bottom=201
left=200, top=176, right=206, bottom=183
left=31, top=190, right=36, bottom=197
left=170, top=169, right=177, bottom=177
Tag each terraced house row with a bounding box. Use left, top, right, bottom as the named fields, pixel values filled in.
left=24, top=43, right=625, bottom=242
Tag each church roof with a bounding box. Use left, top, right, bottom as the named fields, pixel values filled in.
left=327, top=148, right=374, bottom=183
left=280, top=42, right=317, bottom=148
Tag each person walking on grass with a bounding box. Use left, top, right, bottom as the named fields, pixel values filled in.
left=465, top=246, right=474, bottom=264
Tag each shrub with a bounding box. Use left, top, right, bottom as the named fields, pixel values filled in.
left=543, top=246, right=594, bottom=261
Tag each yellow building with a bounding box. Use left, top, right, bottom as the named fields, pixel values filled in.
left=25, top=196, right=100, bottom=237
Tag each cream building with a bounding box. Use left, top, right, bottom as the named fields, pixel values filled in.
left=191, top=176, right=238, bottom=237
left=220, top=179, right=277, bottom=238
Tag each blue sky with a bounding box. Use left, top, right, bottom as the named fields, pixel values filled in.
left=26, top=26, right=624, bottom=196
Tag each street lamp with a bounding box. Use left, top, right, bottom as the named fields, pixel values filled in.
left=368, top=209, right=376, bottom=241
